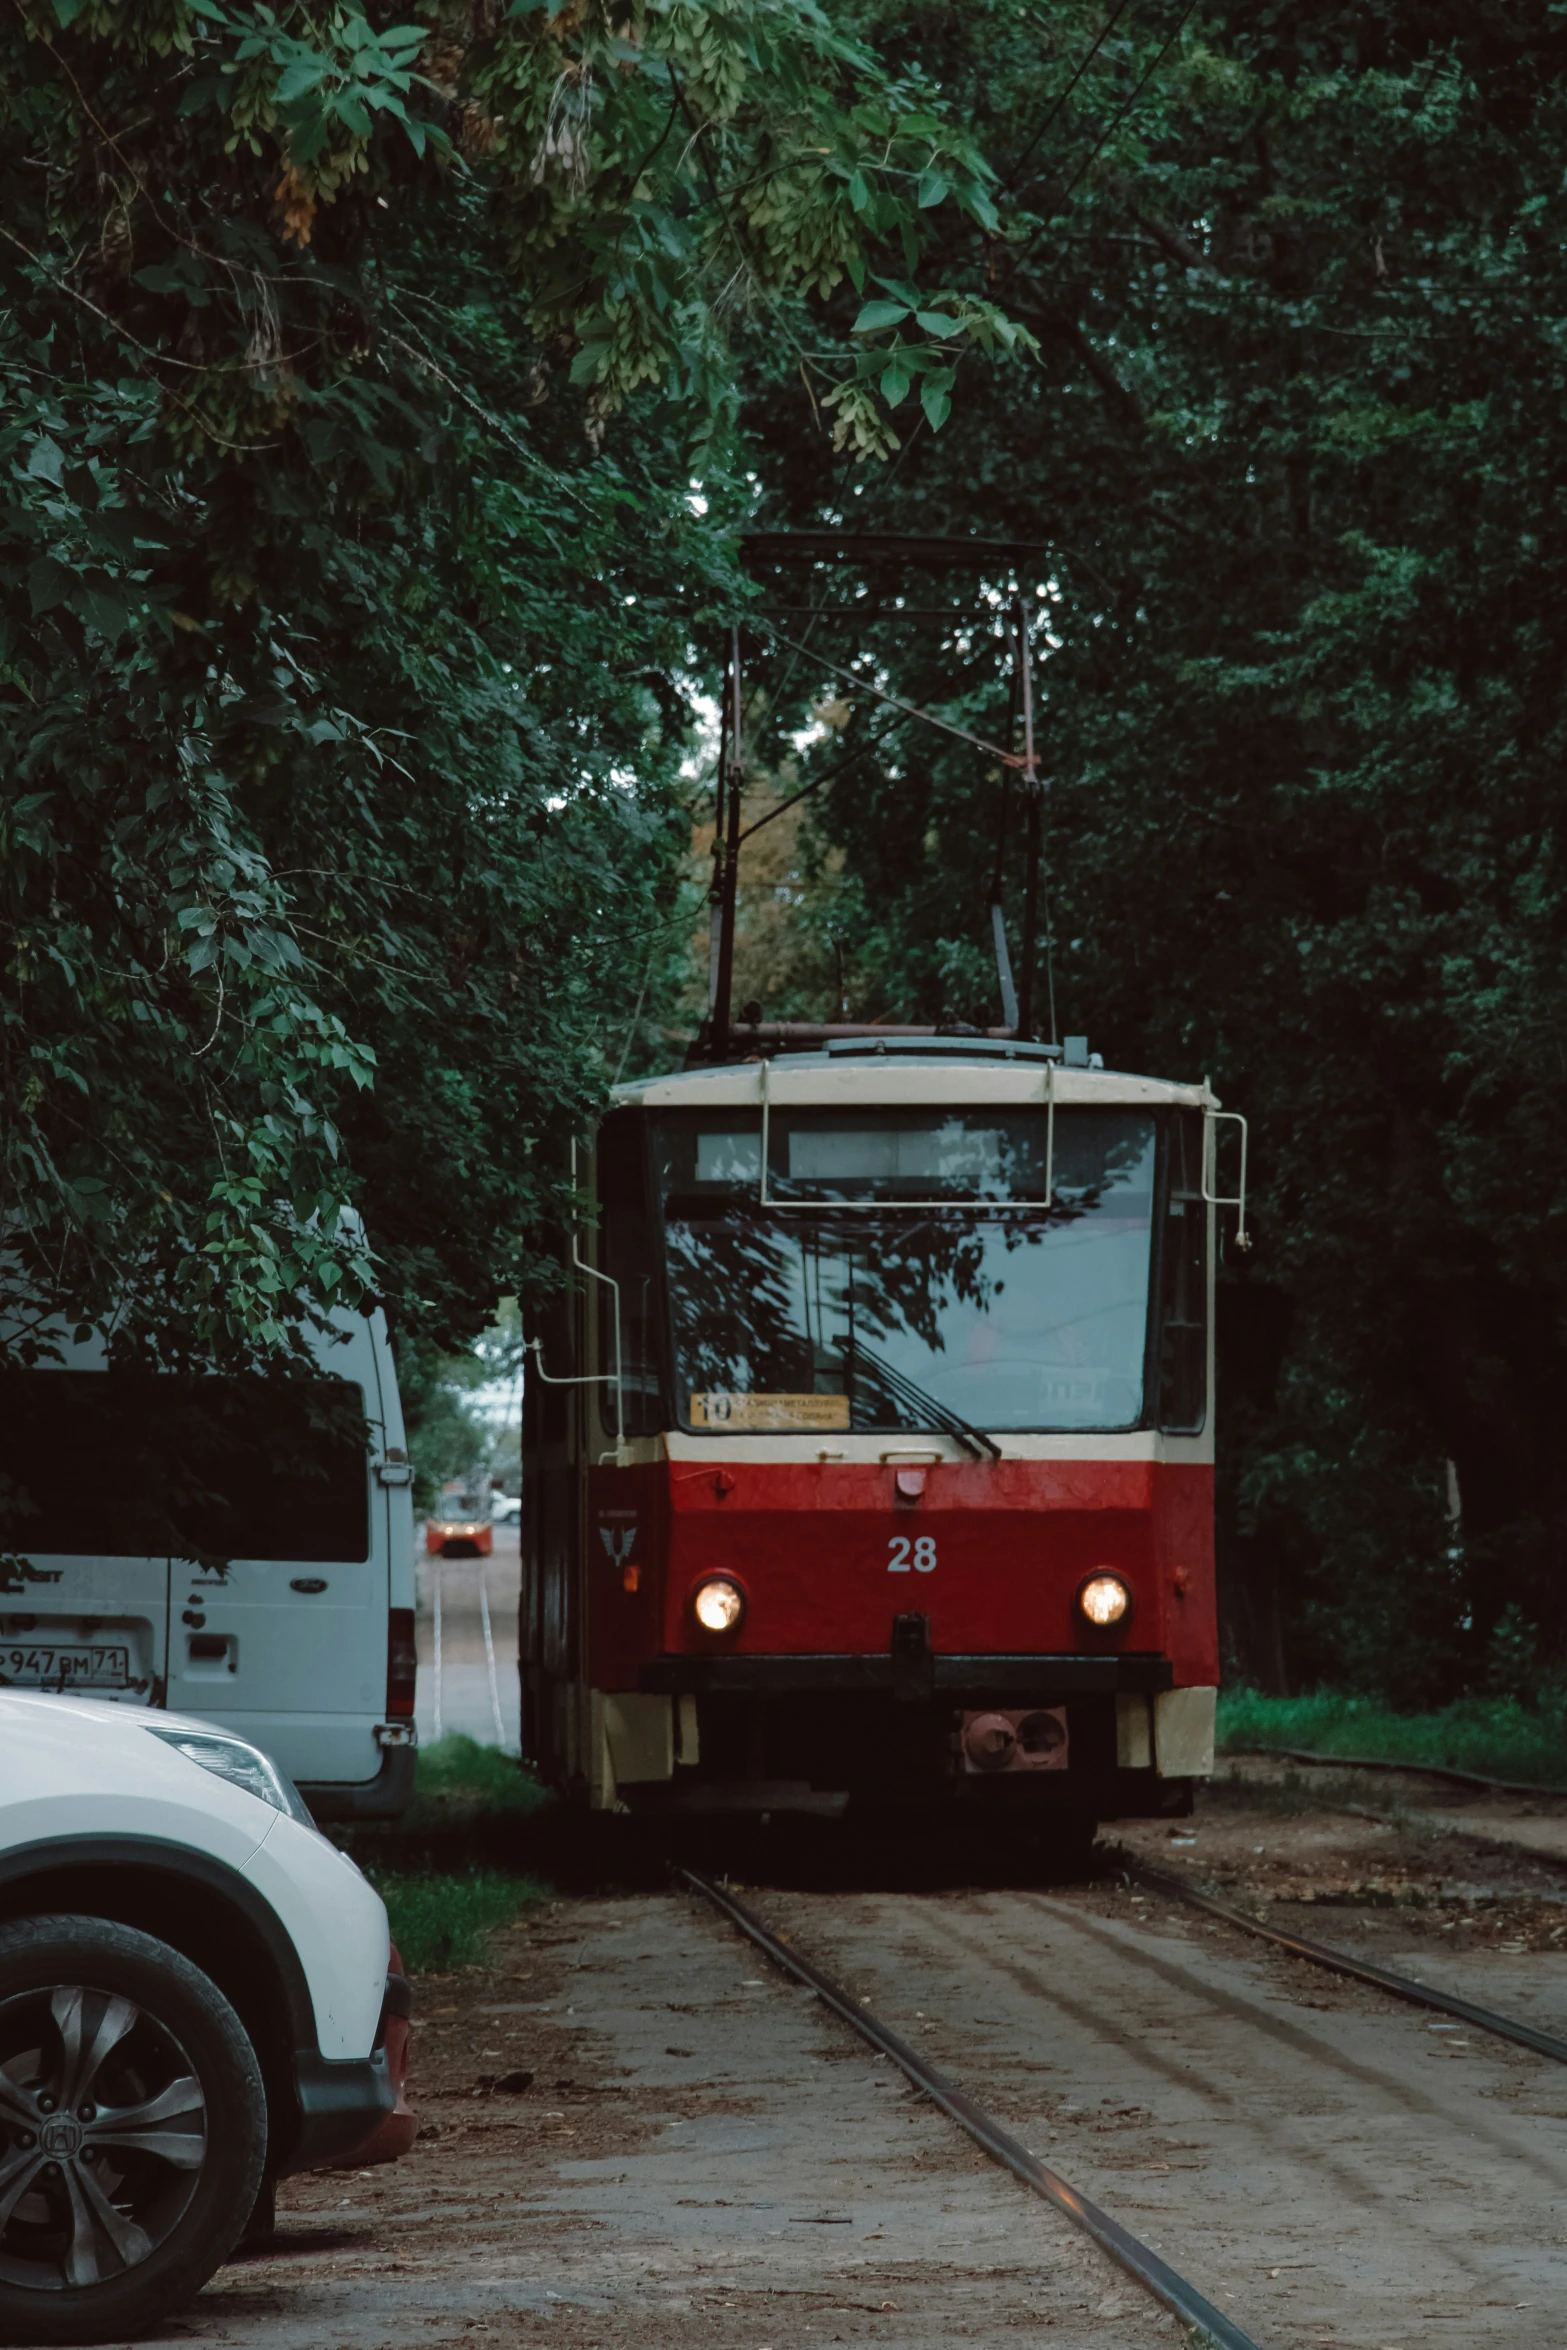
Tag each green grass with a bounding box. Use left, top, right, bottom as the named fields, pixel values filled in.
left=414, top=1733, right=547, bottom=1812
left=370, top=1867, right=550, bottom=1974
left=1217, top=1687, right=1567, bottom=1790
left=364, top=1742, right=552, bottom=1969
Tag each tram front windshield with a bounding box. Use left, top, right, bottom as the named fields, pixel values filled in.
left=645, top=1108, right=1156, bottom=1436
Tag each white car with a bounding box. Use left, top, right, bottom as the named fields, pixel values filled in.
left=0, top=1691, right=399, bottom=2344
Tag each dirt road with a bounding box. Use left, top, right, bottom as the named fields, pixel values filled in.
left=160, top=1772, right=1567, bottom=2350
left=182, top=1887, right=1172, bottom=2350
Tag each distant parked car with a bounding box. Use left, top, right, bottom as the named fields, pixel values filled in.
left=0, top=1690, right=409, bottom=2344
left=490, top=1491, right=521, bottom=1525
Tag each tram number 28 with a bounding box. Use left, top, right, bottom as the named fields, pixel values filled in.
left=887, top=1536, right=937, bottom=1574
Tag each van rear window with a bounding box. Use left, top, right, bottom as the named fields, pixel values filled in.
left=0, top=1372, right=370, bottom=1564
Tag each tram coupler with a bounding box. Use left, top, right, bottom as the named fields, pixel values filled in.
left=890, top=1612, right=935, bottom=1704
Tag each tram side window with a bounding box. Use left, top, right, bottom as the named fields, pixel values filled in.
left=596, top=1111, right=666, bottom=1437
left=1157, top=1113, right=1207, bottom=1432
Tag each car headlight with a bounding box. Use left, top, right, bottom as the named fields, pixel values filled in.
left=1077, top=1571, right=1131, bottom=1629
left=146, top=1726, right=316, bottom=1824
left=692, top=1577, right=746, bottom=1634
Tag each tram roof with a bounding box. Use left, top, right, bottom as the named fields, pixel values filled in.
left=612, top=1039, right=1215, bottom=1113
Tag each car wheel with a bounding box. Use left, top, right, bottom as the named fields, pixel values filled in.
left=0, top=1915, right=266, bottom=2346
left=234, top=2173, right=277, bottom=2256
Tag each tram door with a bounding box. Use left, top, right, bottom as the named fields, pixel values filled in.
left=519, top=1274, right=581, bottom=1784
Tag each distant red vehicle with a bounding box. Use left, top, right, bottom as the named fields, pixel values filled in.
left=426, top=1479, right=493, bottom=1559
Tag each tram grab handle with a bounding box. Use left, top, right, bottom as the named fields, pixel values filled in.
left=1201, top=1109, right=1249, bottom=1249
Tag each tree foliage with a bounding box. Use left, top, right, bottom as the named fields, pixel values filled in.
left=717, top=0, right=1567, bottom=1694
left=0, top=0, right=1013, bottom=1363
left=14, top=0, right=1567, bottom=1707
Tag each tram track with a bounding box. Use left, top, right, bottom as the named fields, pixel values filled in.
left=680, top=1865, right=1268, bottom=2350
left=1227, top=1744, right=1567, bottom=1805
left=1126, top=1857, right=1567, bottom=2068
left=682, top=1860, right=1567, bottom=2344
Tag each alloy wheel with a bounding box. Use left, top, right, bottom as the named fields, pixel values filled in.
left=0, top=1983, right=207, bottom=2292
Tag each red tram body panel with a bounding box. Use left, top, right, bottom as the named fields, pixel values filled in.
left=583, top=1459, right=1216, bottom=1684
left=521, top=1041, right=1228, bottom=1830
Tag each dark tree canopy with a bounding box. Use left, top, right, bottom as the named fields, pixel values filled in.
left=0, top=0, right=1014, bottom=1362
left=8, top=0, right=1567, bottom=1701
left=712, top=0, right=1567, bottom=1696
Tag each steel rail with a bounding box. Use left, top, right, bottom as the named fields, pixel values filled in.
left=679, top=1866, right=1267, bottom=2350
left=1227, top=1743, right=1567, bottom=1805
left=1130, top=1861, right=1567, bottom=2068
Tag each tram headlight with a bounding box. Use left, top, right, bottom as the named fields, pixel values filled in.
left=1077, top=1571, right=1131, bottom=1630
left=693, top=1576, right=746, bottom=1635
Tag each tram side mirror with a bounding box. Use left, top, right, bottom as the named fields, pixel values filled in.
left=1063, top=1036, right=1090, bottom=1068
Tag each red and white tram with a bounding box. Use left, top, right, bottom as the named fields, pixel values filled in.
left=520, top=1034, right=1239, bottom=1843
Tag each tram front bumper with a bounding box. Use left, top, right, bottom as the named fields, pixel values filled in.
left=623, top=1657, right=1209, bottom=1820
left=638, top=1651, right=1175, bottom=1698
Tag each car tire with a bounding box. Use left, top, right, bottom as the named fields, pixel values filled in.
left=0, top=1914, right=267, bottom=2346
left=233, top=2173, right=277, bottom=2256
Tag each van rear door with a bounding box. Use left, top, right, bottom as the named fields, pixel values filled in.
left=0, top=1363, right=172, bottom=1705
left=164, top=1319, right=389, bottom=1788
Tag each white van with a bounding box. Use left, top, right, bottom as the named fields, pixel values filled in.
left=0, top=1308, right=417, bottom=1818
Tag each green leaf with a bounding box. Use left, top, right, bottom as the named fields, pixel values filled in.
left=25, top=435, right=65, bottom=484
left=847, top=169, right=871, bottom=213
left=135, top=260, right=208, bottom=296
left=852, top=299, right=910, bottom=333
left=880, top=360, right=911, bottom=408
left=276, top=58, right=328, bottom=101
left=569, top=339, right=611, bottom=384
left=920, top=377, right=952, bottom=432
left=81, top=589, right=134, bottom=641
left=177, top=76, right=224, bottom=115
left=916, top=170, right=948, bottom=209
left=27, top=556, right=73, bottom=614
left=914, top=309, right=964, bottom=338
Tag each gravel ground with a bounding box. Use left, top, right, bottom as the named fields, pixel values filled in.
left=135, top=1768, right=1567, bottom=2350
left=172, top=1889, right=1173, bottom=2350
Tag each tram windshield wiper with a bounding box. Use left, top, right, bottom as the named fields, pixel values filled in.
left=838, top=1338, right=1002, bottom=1462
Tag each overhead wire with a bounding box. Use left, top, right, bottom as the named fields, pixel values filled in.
left=737, top=720, right=898, bottom=845
left=854, top=1, right=1195, bottom=523
left=1013, top=0, right=1204, bottom=268
left=755, top=625, right=1028, bottom=768
left=1004, top=0, right=1143, bottom=190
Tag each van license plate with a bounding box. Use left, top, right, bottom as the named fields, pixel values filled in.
left=0, top=1645, right=131, bottom=1689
